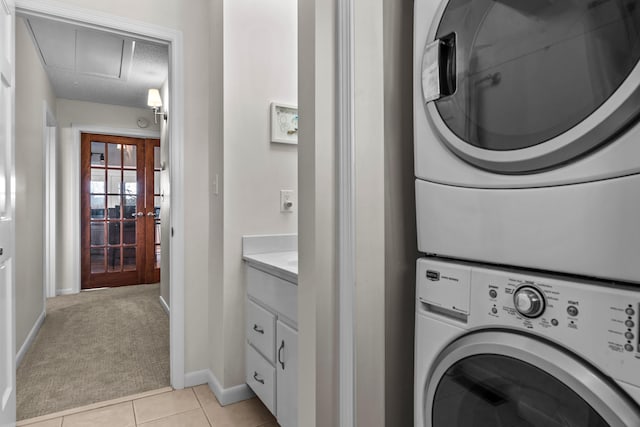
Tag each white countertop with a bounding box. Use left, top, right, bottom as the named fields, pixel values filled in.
left=243, top=251, right=298, bottom=284
left=242, top=234, right=298, bottom=284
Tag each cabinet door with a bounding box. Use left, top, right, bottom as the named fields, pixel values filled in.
left=276, top=320, right=298, bottom=427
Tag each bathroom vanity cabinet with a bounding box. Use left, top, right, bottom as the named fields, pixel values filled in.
left=243, top=235, right=298, bottom=427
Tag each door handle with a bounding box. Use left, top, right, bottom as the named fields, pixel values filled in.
left=131, top=212, right=144, bottom=217
left=253, top=371, right=265, bottom=384
left=147, top=211, right=158, bottom=218
left=278, top=340, right=285, bottom=370
left=253, top=324, right=264, bottom=334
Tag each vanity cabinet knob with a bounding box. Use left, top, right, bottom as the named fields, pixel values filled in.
left=253, top=324, right=264, bottom=334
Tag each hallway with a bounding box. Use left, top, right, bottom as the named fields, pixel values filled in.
left=17, top=284, right=169, bottom=420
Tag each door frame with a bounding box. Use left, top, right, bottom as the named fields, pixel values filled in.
left=15, top=0, right=186, bottom=389
left=42, top=100, right=56, bottom=299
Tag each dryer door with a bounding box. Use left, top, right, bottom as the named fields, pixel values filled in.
left=423, top=331, right=640, bottom=427
left=422, top=0, right=640, bottom=173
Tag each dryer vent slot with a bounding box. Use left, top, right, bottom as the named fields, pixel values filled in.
left=420, top=299, right=468, bottom=324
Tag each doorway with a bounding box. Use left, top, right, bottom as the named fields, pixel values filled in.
left=15, top=0, right=186, bottom=398
left=81, top=133, right=161, bottom=289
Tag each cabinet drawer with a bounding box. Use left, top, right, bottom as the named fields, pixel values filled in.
left=246, top=344, right=276, bottom=415
left=247, top=299, right=276, bottom=362
left=247, top=267, right=297, bottom=325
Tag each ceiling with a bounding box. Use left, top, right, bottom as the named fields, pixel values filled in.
left=25, top=16, right=169, bottom=109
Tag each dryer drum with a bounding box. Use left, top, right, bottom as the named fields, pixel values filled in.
left=423, top=0, right=640, bottom=173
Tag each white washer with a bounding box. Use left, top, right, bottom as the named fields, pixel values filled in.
left=415, top=258, right=640, bottom=427
left=414, top=0, right=640, bottom=283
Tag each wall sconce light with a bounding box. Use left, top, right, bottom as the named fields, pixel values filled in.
left=147, top=88, right=167, bottom=124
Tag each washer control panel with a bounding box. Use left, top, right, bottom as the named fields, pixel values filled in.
left=417, top=258, right=640, bottom=387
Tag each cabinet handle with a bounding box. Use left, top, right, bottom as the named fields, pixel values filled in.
left=253, top=372, right=265, bottom=384
left=253, top=324, right=264, bottom=334
left=278, top=340, right=285, bottom=370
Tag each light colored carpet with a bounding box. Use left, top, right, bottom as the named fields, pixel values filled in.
left=16, top=284, right=170, bottom=420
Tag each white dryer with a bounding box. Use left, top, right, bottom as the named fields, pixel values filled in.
left=415, top=258, right=640, bottom=427
left=414, top=0, right=640, bottom=283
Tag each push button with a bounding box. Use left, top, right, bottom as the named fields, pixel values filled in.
left=625, top=332, right=635, bottom=340
left=626, top=320, right=635, bottom=328
left=567, top=306, right=579, bottom=317
left=625, top=344, right=635, bottom=352
left=626, top=307, right=636, bottom=316
left=489, top=289, right=498, bottom=299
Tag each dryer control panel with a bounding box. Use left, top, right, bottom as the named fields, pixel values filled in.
left=417, top=258, right=640, bottom=387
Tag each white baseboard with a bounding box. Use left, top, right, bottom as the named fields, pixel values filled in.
left=159, top=295, right=170, bottom=315
left=16, top=310, right=45, bottom=367
left=56, top=288, right=76, bottom=296
left=184, top=369, right=254, bottom=406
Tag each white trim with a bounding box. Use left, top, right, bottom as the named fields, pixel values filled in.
left=15, top=0, right=186, bottom=391
left=56, top=288, right=75, bottom=296
left=42, top=101, right=56, bottom=299
left=338, top=0, right=356, bottom=425
left=159, top=295, right=170, bottom=316
left=184, top=369, right=255, bottom=406
left=16, top=310, right=45, bottom=368
left=70, top=125, right=160, bottom=295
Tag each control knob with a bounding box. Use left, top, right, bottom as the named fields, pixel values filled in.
left=514, top=286, right=545, bottom=318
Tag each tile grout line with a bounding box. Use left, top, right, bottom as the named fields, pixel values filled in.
left=133, top=388, right=201, bottom=426
left=131, top=400, right=138, bottom=427
left=191, top=387, right=214, bottom=427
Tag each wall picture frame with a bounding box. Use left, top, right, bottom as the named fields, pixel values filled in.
left=271, top=102, right=298, bottom=144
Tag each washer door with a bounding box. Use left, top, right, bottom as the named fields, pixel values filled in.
left=424, top=331, right=640, bottom=427
left=423, top=0, right=640, bottom=173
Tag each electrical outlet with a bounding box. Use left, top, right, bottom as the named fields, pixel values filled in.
left=280, top=190, right=294, bottom=213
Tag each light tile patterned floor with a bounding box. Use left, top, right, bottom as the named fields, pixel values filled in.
left=18, top=386, right=278, bottom=427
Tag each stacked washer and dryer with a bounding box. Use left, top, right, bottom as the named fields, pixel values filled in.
left=413, top=0, right=640, bottom=426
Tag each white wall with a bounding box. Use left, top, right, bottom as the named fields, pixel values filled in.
left=55, top=99, right=159, bottom=295
left=213, top=0, right=299, bottom=388
left=15, top=17, right=57, bottom=351
left=45, top=0, right=213, bottom=373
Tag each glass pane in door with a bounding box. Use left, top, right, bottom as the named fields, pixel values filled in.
left=434, top=0, right=640, bottom=150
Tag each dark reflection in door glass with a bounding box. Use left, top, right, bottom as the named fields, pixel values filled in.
left=90, top=142, right=105, bottom=166
left=90, top=222, right=105, bottom=246
left=434, top=0, right=640, bottom=150
left=107, top=247, right=121, bottom=272
left=123, top=221, right=136, bottom=245
left=123, top=248, right=136, bottom=271
left=90, top=248, right=105, bottom=274
left=432, top=355, right=608, bottom=426
left=90, top=196, right=105, bottom=219
left=108, top=222, right=120, bottom=245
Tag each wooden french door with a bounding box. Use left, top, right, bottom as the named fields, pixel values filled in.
left=81, top=133, right=161, bottom=289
